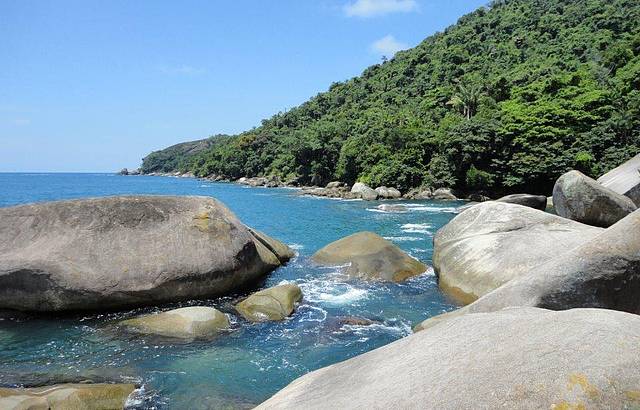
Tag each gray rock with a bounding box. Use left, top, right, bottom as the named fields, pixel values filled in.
left=326, top=181, right=346, bottom=189
left=257, top=307, right=640, bottom=410
left=350, top=182, right=378, bottom=200
left=597, top=152, right=640, bottom=205
left=496, top=193, right=547, bottom=210
left=235, top=283, right=302, bottom=322
left=434, top=202, right=602, bottom=304
left=312, top=231, right=427, bottom=282
left=403, top=187, right=432, bottom=199
left=249, top=229, right=296, bottom=263
left=420, top=207, right=640, bottom=331
left=553, top=170, right=636, bottom=227
left=118, top=168, right=129, bottom=175
left=120, top=306, right=230, bottom=339
left=432, top=188, right=457, bottom=200
left=0, top=383, right=136, bottom=410
left=0, top=196, right=292, bottom=311
left=374, top=186, right=401, bottom=199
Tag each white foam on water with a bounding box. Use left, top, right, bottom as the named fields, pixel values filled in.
left=383, top=236, right=422, bottom=242
left=288, top=243, right=304, bottom=250
left=400, top=223, right=432, bottom=234
left=365, top=208, right=393, bottom=213
left=298, top=277, right=369, bottom=306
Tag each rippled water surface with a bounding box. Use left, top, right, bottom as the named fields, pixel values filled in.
left=0, top=173, right=460, bottom=408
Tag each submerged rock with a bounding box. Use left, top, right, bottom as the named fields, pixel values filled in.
left=375, top=204, right=408, bottom=213
left=312, top=231, right=427, bottom=282
left=434, top=202, right=602, bottom=304
left=374, top=186, right=401, bottom=199
left=419, top=207, right=640, bottom=330
left=597, top=153, right=640, bottom=205
left=432, top=188, right=457, bottom=200
left=257, top=307, right=640, bottom=410
left=553, top=170, right=636, bottom=227
left=0, top=383, right=136, bottom=410
left=350, top=183, right=378, bottom=200
left=235, top=283, right=302, bottom=322
left=120, top=306, right=230, bottom=339
left=496, top=193, right=547, bottom=210
left=0, top=196, right=293, bottom=311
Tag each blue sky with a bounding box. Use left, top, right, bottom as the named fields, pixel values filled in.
left=0, top=0, right=487, bottom=172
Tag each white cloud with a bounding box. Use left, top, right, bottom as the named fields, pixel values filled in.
left=158, top=65, right=205, bottom=75
left=370, top=35, right=408, bottom=56
left=344, top=0, right=418, bottom=18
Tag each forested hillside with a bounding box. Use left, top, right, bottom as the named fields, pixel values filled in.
left=141, top=0, right=640, bottom=195
left=140, top=136, right=225, bottom=174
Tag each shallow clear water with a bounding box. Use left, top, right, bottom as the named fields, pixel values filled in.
left=0, top=173, right=460, bottom=408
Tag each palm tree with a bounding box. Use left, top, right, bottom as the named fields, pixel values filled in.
left=447, top=83, right=483, bottom=120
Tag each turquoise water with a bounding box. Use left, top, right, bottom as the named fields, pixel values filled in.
left=0, top=173, right=460, bottom=409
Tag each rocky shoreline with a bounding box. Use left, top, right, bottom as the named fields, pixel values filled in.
left=2, top=154, right=639, bottom=408
left=258, top=154, right=640, bottom=409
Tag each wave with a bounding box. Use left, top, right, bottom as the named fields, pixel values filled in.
left=400, top=223, right=432, bottom=234
left=298, top=277, right=369, bottom=306
left=383, top=236, right=422, bottom=242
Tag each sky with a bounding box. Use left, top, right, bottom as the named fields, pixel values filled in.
left=0, top=0, right=487, bottom=172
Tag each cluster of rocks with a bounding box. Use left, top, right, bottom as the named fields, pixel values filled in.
left=299, top=181, right=458, bottom=201
left=118, top=168, right=140, bottom=176
left=0, top=194, right=432, bottom=408
left=258, top=155, right=640, bottom=409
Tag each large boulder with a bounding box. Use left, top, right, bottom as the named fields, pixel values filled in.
left=312, top=232, right=427, bottom=282
left=350, top=182, right=378, bottom=200
left=419, top=207, right=640, bottom=331
left=434, top=202, right=602, bottom=304
left=235, top=283, right=302, bottom=322
left=120, top=306, right=230, bottom=339
left=597, top=152, right=640, bottom=205
left=374, top=186, right=401, bottom=199
left=553, top=170, right=636, bottom=227
left=257, top=307, right=640, bottom=410
left=496, top=193, right=547, bottom=210
left=0, top=383, right=136, bottom=410
left=0, top=196, right=293, bottom=311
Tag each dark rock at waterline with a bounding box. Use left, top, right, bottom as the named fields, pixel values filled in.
left=0, top=383, right=137, bottom=410
left=374, top=186, right=401, bottom=199
left=235, top=283, right=302, bottom=322
left=432, top=188, right=457, bottom=200
left=496, top=193, right=547, bottom=210
left=597, top=152, right=640, bottom=206
left=553, top=170, right=636, bottom=227
left=0, top=196, right=292, bottom=312
left=434, top=202, right=602, bottom=304
left=312, top=231, right=427, bottom=282
left=419, top=207, right=640, bottom=331
left=403, top=187, right=432, bottom=199
left=258, top=307, right=640, bottom=410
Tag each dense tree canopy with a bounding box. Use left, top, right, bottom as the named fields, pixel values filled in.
left=141, top=0, right=640, bottom=196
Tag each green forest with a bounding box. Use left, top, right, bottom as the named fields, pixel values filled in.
left=141, top=0, right=640, bottom=196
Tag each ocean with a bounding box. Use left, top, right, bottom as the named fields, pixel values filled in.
left=0, top=173, right=460, bottom=408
